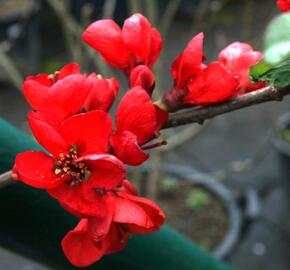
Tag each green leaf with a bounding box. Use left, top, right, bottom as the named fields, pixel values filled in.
left=251, top=60, right=290, bottom=88
left=250, top=60, right=273, bottom=83
left=264, top=13, right=290, bottom=65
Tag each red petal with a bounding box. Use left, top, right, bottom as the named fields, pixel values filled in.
left=62, top=219, right=109, bottom=267
left=58, top=110, right=112, bottom=156
left=116, top=86, right=166, bottom=144
left=58, top=63, right=80, bottom=80
left=46, top=75, right=92, bottom=119
left=76, top=154, right=125, bottom=190
left=84, top=73, right=119, bottom=112
left=105, top=223, right=128, bottom=254
left=154, top=105, right=168, bottom=131
left=121, top=179, right=138, bottom=195
left=49, top=182, right=107, bottom=218
left=83, top=20, right=129, bottom=69
left=171, top=33, right=204, bottom=88
left=123, top=13, right=152, bottom=65
left=110, top=131, right=149, bottom=166
left=28, top=113, right=68, bottom=157
left=23, top=80, right=50, bottom=110
left=14, top=151, right=63, bottom=189
left=185, top=62, right=239, bottom=105
left=114, top=192, right=165, bottom=233
left=148, top=28, right=162, bottom=67
left=25, top=74, right=53, bottom=87
left=28, top=111, right=63, bottom=129
left=130, top=65, right=155, bottom=95
left=218, top=42, right=264, bottom=93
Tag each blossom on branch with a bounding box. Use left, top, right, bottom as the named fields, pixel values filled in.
left=218, top=42, right=265, bottom=93
left=83, top=13, right=162, bottom=74
left=162, top=33, right=265, bottom=111
left=13, top=111, right=125, bottom=218
left=110, top=87, right=168, bottom=165
left=23, top=63, right=119, bottom=127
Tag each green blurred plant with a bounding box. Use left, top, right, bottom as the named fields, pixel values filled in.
left=186, top=188, right=212, bottom=210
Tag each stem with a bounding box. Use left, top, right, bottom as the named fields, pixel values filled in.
left=163, top=84, right=290, bottom=129
left=0, top=170, right=12, bottom=189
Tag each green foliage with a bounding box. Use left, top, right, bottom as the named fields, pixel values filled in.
left=250, top=60, right=290, bottom=88
left=250, top=60, right=273, bottom=80
left=186, top=187, right=211, bottom=210
left=160, top=176, right=179, bottom=191
left=264, top=13, right=290, bottom=65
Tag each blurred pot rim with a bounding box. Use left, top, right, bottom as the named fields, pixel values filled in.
left=137, top=163, right=243, bottom=259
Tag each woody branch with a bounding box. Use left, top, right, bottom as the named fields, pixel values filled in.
left=164, top=84, right=290, bottom=129
left=1, top=83, right=290, bottom=187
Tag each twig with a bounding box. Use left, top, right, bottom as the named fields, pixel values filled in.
left=0, top=170, right=12, bottom=189
left=46, top=0, right=110, bottom=75
left=164, top=84, right=290, bottom=129
left=102, top=0, right=117, bottom=19
left=127, top=0, right=141, bottom=14
left=159, top=0, right=182, bottom=38
left=0, top=42, right=23, bottom=91
left=161, top=121, right=210, bottom=152
left=147, top=152, right=163, bottom=200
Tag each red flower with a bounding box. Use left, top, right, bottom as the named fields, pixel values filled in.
left=130, top=65, right=155, bottom=95
left=163, top=33, right=239, bottom=110
left=62, top=180, right=165, bottom=267
left=83, top=13, right=162, bottom=73
left=23, top=63, right=92, bottom=126
left=218, top=42, right=265, bottom=93
left=183, top=62, right=239, bottom=105
left=84, top=73, right=119, bottom=112
left=277, top=0, right=290, bottom=12
left=13, top=111, right=126, bottom=217
left=170, top=32, right=204, bottom=90
left=23, top=63, right=119, bottom=127
left=110, top=86, right=168, bottom=166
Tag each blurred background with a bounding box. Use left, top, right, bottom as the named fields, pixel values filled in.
left=1, top=0, right=290, bottom=269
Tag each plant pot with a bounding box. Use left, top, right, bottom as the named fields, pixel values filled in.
left=134, top=164, right=242, bottom=259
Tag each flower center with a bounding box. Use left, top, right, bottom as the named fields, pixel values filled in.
left=54, top=146, right=91, bottom=186
left=48, top=71, right=60, bottom=84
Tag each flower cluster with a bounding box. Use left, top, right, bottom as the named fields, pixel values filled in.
left=12, top=13, right=265, bottom=267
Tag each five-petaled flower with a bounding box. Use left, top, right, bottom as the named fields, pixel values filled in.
left=14, top=111, right=126, bottom=217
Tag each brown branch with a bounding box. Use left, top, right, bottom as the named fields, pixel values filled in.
left=0, top=170, right=12, bottom=189
left=164, top=84, right=290, bottom=129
